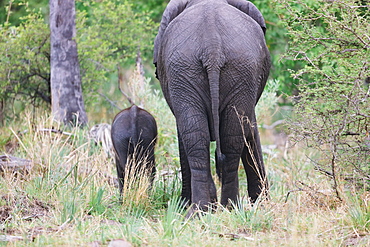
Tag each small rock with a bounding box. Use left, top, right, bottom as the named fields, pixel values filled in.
left=88, top=241, right=101, bottom=247
left=108, top=239, right=132, bottom=247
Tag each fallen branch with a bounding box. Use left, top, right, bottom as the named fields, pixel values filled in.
left=37, top=128, right=72, bottom=136
left=0, top=235, right=24, bottom=242
left=0, top=155, right=32, bottom=173
left=214, top=232, right=255, bottom=241
left=262, top=120, right=285, bottom=130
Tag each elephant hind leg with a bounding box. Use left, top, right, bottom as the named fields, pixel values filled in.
left=115, top=153, right=127, bottom=200
left=176, top=114, right=216, bottom=210
left=241, top=127, right=268, bottom=202
left=219, top=153, right=241, bottom=207
left=178, top=132, right=192, bottom=205
left=218, top=110, right=247, bottom=207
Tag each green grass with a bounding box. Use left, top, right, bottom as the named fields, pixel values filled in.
left=0, top=75, right=369, bottom=246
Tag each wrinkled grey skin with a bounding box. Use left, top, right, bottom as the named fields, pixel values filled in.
left=111, top=105, right=157, bottom=195
left=154, top=0, right=271, bottom=212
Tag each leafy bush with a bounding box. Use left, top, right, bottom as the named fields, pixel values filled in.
left=274, top=0, right=369, bottom=197
left=0, top=10, right=50, bottom=118
left=256, top=79, right=280, bottom=125
left=0, top=0, right=49, bottom=26
left=255, top=0, right=301, bottom=97
left=0, top=0, right=158, bottom=121
left=76, top=0, right=157, bottom=100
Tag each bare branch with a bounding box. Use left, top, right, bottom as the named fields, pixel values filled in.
left=117, top=65, right=134, bottom=105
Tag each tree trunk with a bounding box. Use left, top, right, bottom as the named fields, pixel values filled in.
left=49, top=0, right=88, bottom=126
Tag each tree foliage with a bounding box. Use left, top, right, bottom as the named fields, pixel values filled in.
left=76, top=0, right=157, bottom=105
left=275, top=0, right=369, bottom=195
left=0, top=0, right=48, bottom=25
left=0, top=9, right=50, bottom=113
left=132, top=0, right=169, bottom=22
left=0, top=0, right=158, bottom=121
left=255, top=0, right=300, bottom=97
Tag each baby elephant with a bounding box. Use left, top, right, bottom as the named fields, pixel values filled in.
left=111, top=105, right=157, bottom=195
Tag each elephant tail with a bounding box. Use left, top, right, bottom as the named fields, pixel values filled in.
left=130, top=104, right=139, bottom=145
left=207, top=68, right=225, bottom=165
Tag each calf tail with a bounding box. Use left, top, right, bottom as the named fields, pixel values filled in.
left=130, top=105, right=139, bottom=145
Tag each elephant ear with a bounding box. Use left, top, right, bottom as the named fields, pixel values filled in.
left=227, top=0, right=266, bottom=35
left=153, top=0, right=189, bottom=66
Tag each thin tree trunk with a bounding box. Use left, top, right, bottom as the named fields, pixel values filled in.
left=49, top=0, right=87, bottom=126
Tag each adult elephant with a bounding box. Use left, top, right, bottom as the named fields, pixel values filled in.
left=154, top=0, right=270, bottom=213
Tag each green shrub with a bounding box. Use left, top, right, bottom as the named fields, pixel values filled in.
left=274, top=0, right=369, bottom=198
left=0, top=0, right=158, bottom=121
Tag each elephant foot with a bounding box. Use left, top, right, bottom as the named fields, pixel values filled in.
left=185, top=206, right=201, bottom=219
left=180, top=194, right=191, bottom=207
left=255, top=193, right=270, bottom=204
left=185, top=202, right=218, bottom=219
left=249, top=183, right=269, bottom=203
